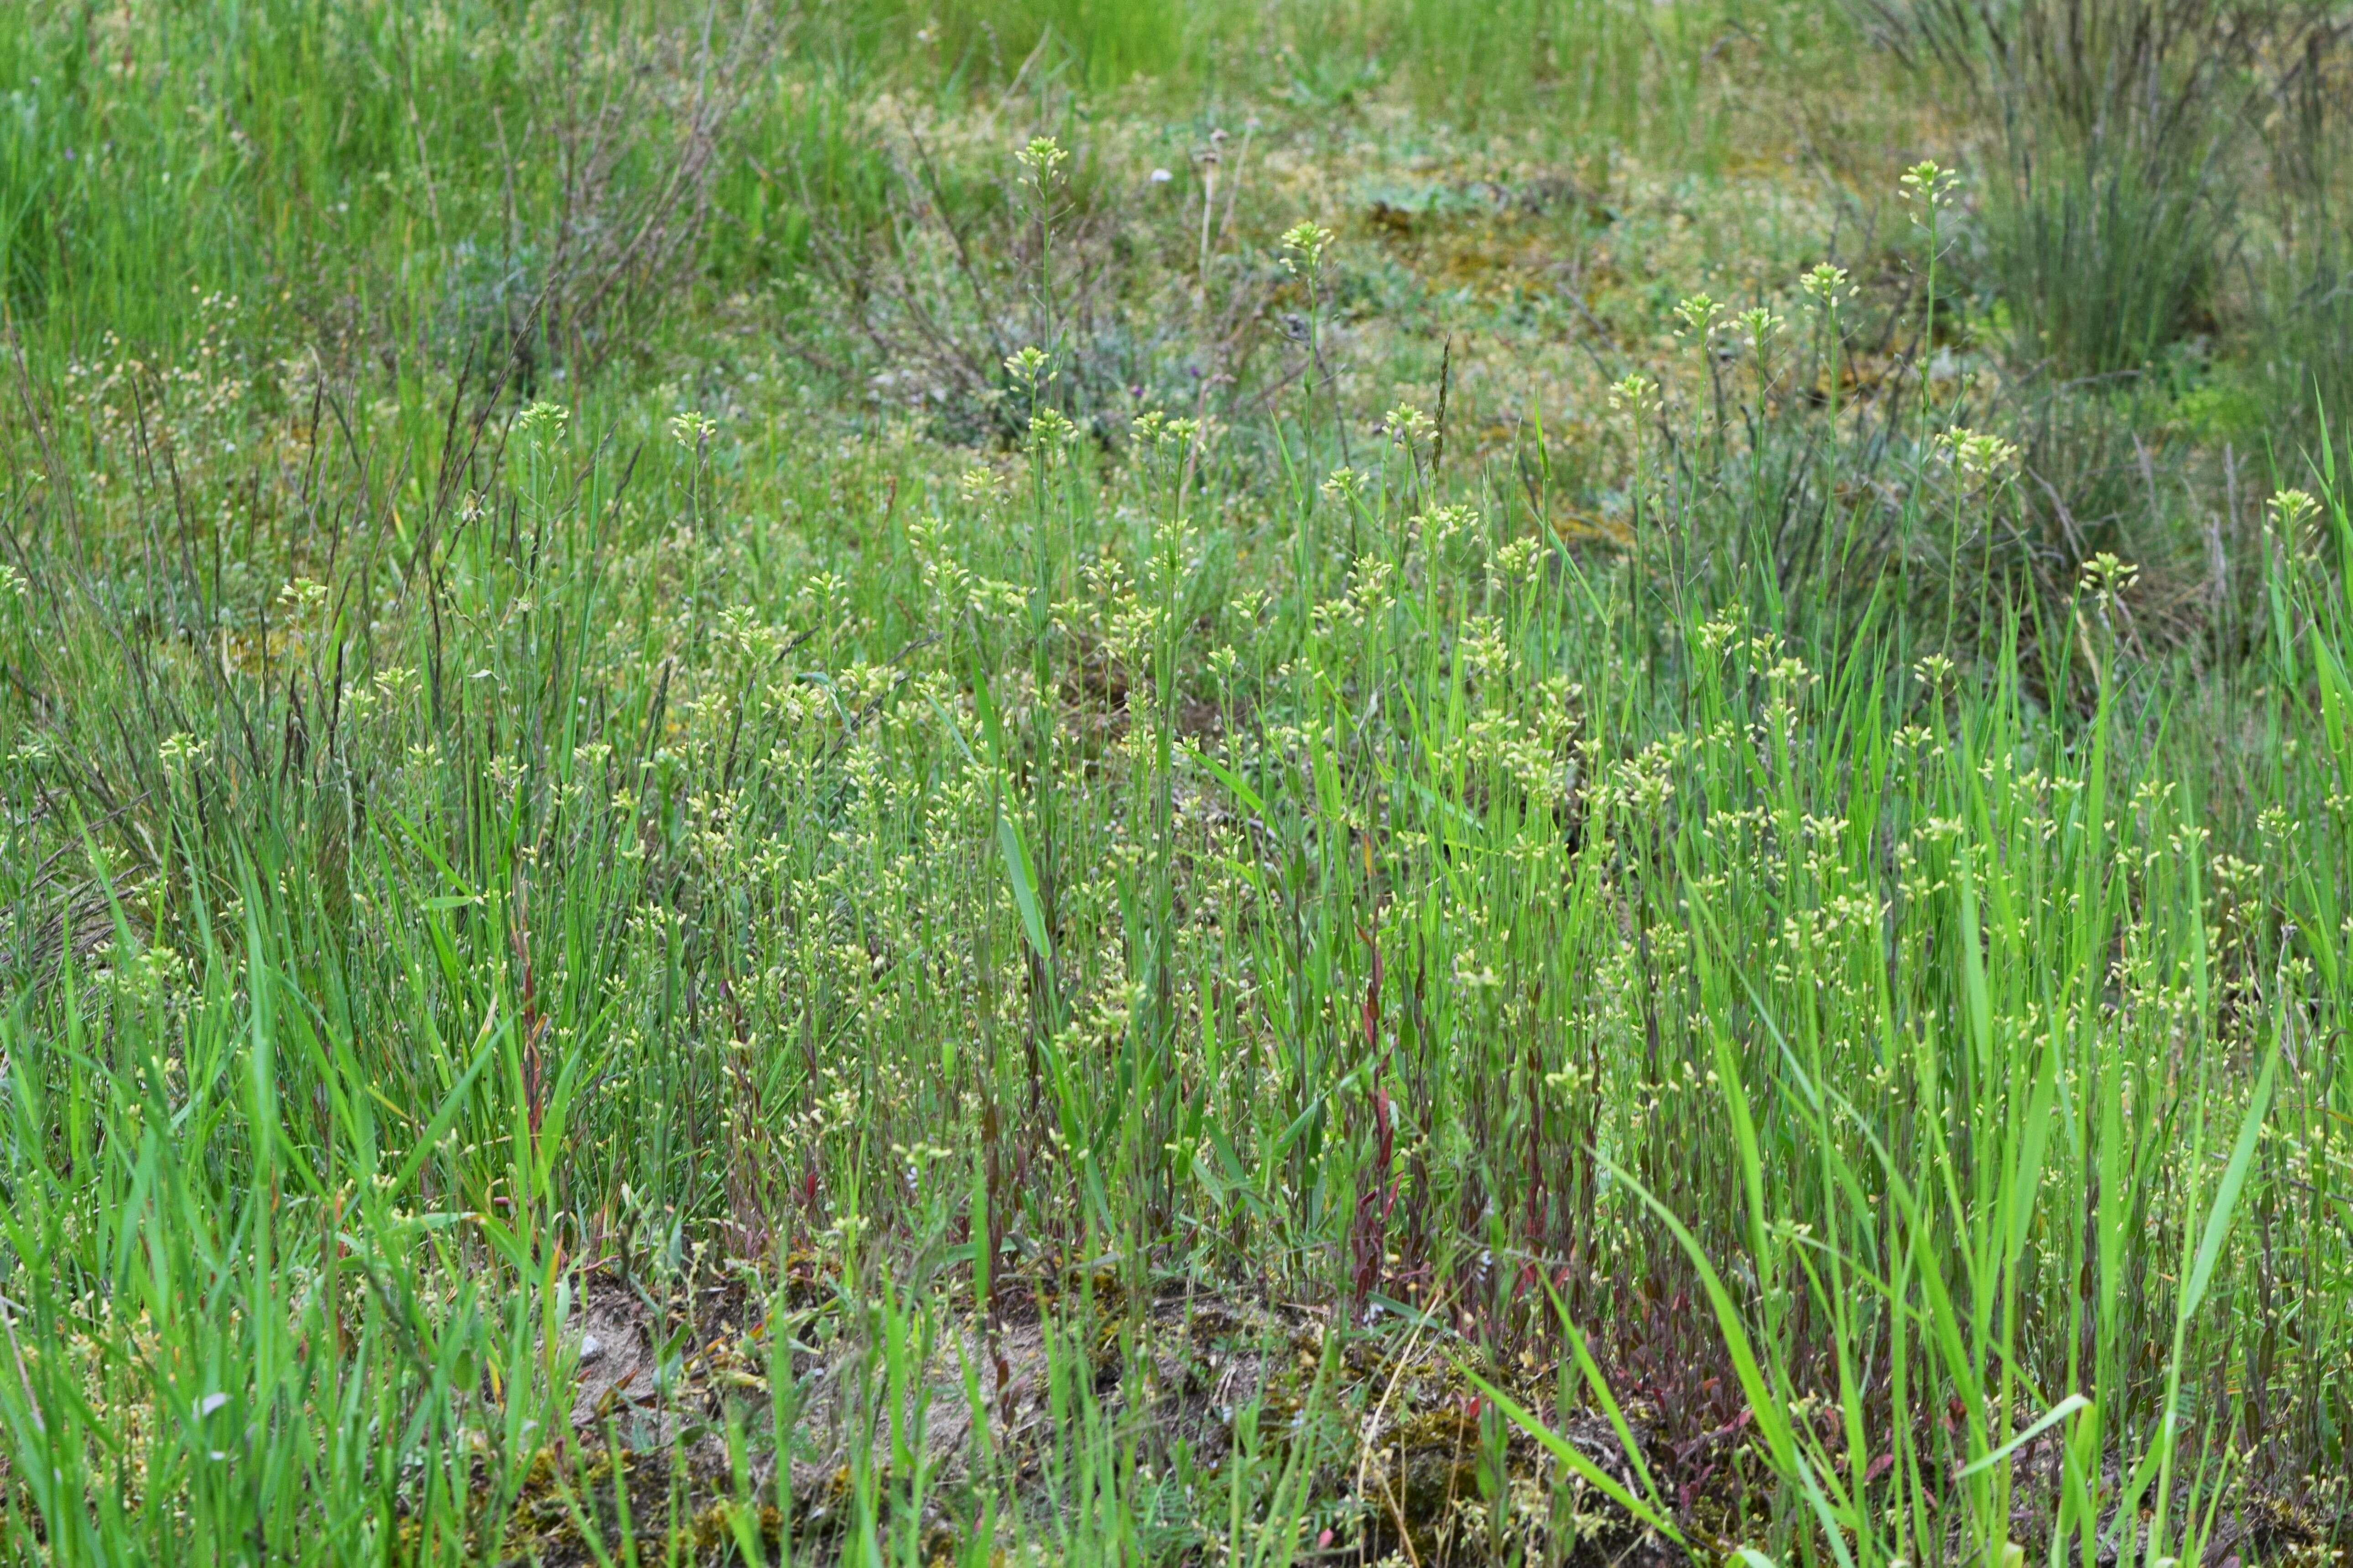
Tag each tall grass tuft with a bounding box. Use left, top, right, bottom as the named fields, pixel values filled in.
left=1863, top=0, right=2337, bottom=376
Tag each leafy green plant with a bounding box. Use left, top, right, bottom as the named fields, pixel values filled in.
left=1, top=3, right=2350, bottom=1563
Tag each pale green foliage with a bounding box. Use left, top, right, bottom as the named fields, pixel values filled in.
left=0, top=1, right=2349, bottom=1565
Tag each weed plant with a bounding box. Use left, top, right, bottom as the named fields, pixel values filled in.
left=0, top=2, right=2350, bottom=1566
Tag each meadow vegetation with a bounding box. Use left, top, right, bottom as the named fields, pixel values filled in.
left=2, top=0, right=2353, bottom=1563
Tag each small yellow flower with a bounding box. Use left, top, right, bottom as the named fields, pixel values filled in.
left=1279, top=220, right=1335, bottom=276
left=1003, top=346, right=1052, bottom=391
left=1015, top=135, right=1069, bottom=187
left=514, top=400, right=568, bottom=440
left=1608, top=372, right=1659, bottom=416
left=1800, top=263, right=1855, bottom=303
left=1899, top=159, right=1958, bottom=209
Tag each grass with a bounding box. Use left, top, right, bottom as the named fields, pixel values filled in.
left=1, top=0, right=2351, bottom=1564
